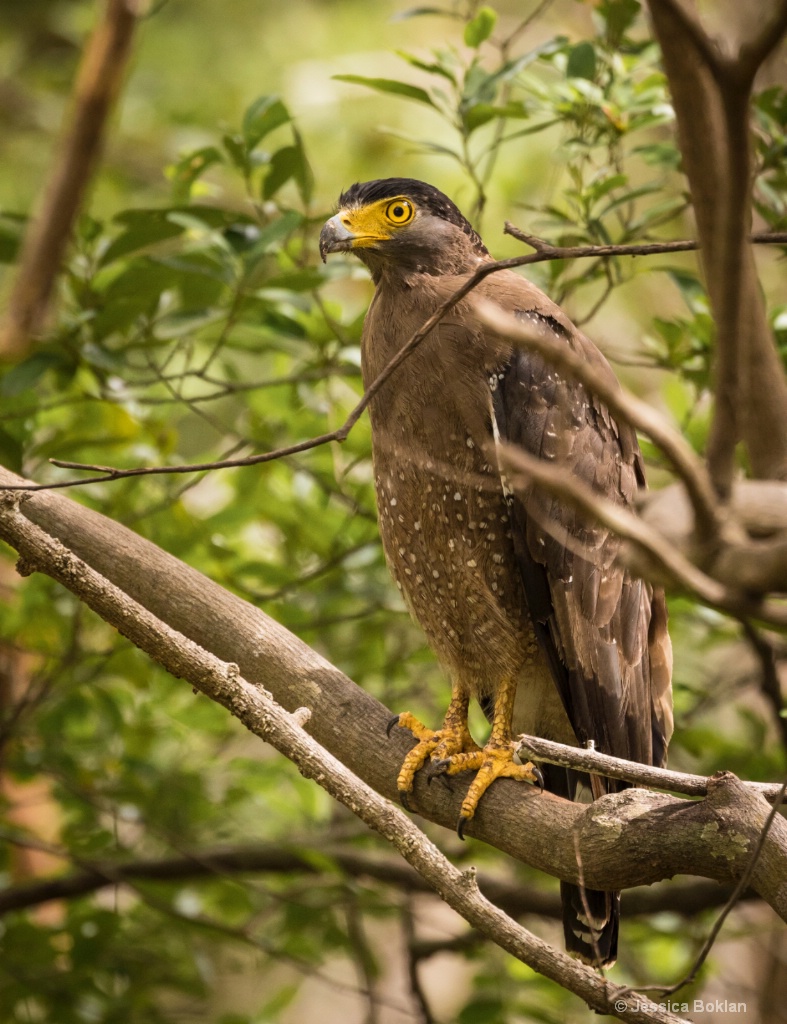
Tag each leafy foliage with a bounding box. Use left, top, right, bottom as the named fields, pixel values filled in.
left=0, top=2, right=785, bottom=1023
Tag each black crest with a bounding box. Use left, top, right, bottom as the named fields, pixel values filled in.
left=338, top=178, right=488, bottom=256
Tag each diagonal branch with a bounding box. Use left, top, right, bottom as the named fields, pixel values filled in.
left=475, top=300, right=723, bottom=542
left=0, top=0, right=146, bottom=359
left=1, top=465, right=786, bottom=916
left=737, top=0, right=787, bottom=81
left=0, top=491, right=689, bottom=1024
left=498, top=441, right=787, bottom=628
left=2, top=233, right=786, bottom=494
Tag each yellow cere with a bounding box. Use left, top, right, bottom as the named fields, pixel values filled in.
left=337, top=196, right=415, bottom=247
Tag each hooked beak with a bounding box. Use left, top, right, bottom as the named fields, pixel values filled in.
left=319, top=214, right=357, bottom=262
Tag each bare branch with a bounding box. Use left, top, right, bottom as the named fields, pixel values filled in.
left=647, top=0, right=787, bottom=491
left=645, top=775, right=787, bottom=1000
left=1, top=465, right=786, bottom=916
left=0, top=0, right=145, bottom=358
left=504, top=223, right=787, bottom=258
left=2, top=232, right=785, bottom=494
left=0, top=840, right=753, bottom=922
left=646, top=0, right=730, bottom=73
left=741, top=624, right=787, bottom=755
left=0, top=492, right=691, bottom=1024
left=499, top=441, right=787, bottom=628
left=737, top=0, right=787, bottom=81
left=514, top=735, right=786, bottom=804
left=475, top=300, right=722, bottom=541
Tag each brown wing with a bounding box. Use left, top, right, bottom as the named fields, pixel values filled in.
left=488, top=304, right=673, bottom=770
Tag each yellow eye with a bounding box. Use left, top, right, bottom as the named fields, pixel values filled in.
left=385, top=199, right=414, bottom=225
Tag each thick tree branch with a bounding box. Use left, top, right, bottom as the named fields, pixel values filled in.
left=0, top=491, right=689, bottom=1024
left=738, top=0, right=787, bottom=79
left=646, top=0, right=787, bottom=491
left=0, top=0, right=145, bottom=359
left=0, top=465, right=786, bottom=920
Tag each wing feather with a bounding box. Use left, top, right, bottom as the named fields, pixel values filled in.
left=489, top=310, right=672, bottom=770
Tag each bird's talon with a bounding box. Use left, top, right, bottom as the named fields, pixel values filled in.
left=533, top=766, right=544, bottom=792
left=399, top=790, right=411, bottom=812
left=456, top=814, right=470, bottom=841
left=386, top=714, right=401, bottom=738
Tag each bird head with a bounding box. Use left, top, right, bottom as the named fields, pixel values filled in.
left=319, top=178, right=488, bottom=276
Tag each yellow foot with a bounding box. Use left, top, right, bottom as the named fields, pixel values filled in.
left=386, top=712, right=479, bottom=811
left=430, top=743, right=544, bottom=839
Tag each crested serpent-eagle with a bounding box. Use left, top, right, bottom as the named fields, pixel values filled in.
left=319, top=178, right=673, bottom=967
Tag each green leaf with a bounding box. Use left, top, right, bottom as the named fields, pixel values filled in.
left=464, top=6, right=497, bottom=47
left=0, top=426, right=23, bottom=472
left=263, top=145, right=303, bottom=201
left=242, top=95, right=291, bottom=149
left=484, top=36, right=568, bottom=89
left=392, top=5, right=452, bottom=19
left=222, top=132, right=250, bottom=174
left=291, top=128, right=314, bottom=204
left=1, top=352, right=67, bottom=397
left=100, top=209, right=186, bottom=265
left=596, top=0, right=641, bottom=46
left=395, top=49, right=457, bottom=83
left=566, top=41, right=597, bottom=80
left=0, top=213, right=26, bottom=263
left=332, top=75, right=436, bottom=108
left=459, top=997, right=505, bottom=1024
left=463, top=100, right=529, bottom=133
left=167, top=146, right=224, bottom=202
left=262, top=268, right=323, bottom=292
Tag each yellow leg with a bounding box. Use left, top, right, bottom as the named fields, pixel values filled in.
left=387, top=688, right=479, bottom=809
left=388, top=677, right=542, bottom=835
left=429, top=676, right=543, bottom=838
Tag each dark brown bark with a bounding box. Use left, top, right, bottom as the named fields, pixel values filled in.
left=1, top=466, right=786, bottom=918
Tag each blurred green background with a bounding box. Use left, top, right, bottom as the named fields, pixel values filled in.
left=0, top=1, right=785, bottom=1022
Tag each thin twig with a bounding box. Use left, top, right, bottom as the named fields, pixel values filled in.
left=632, top=774, right=787, bottom=1000
left=499, top=442, right=787, bottom=629
left=476, top=299, right=722, bottom=540
left=402, top=900, right=437, bottom=1024
left=514, top=735, right=786, bottom=804
left=2, top=230, right=785, bottom=493
left=741, top=623, right=787, bottom=756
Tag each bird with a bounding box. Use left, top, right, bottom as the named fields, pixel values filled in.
left=319, top=178, right=673, bottom=967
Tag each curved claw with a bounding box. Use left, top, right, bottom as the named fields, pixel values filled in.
left=399, top=790, right=411, bottom=812
left=386, top=714, right=401, bottom=738
left=533, top=765, right=544, bottom=792
left=426, top=757, right=450, bottom=778
left=456, top=814, right=469, bottom=841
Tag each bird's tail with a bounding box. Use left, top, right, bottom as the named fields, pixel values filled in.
left=560, top=882, right=619, bottom=968
left=544, top=763, right=620, bottom=968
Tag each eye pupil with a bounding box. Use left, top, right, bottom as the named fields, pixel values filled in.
left=386, top=199, right=412, bottom=224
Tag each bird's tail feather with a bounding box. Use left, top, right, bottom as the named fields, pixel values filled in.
left=560, top=882, right=619, bottom=968
left=543, top=763, right=620, bottom=968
